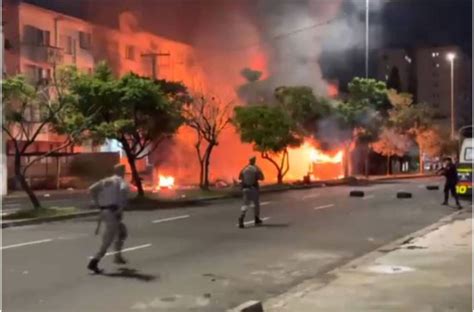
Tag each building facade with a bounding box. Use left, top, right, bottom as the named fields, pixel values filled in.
left=3, top=2, right=205, bottom=191
left=377, top=45, right=472, bottom=131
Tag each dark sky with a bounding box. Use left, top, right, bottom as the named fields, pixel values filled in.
left=23, top=0, right=472, bottom=84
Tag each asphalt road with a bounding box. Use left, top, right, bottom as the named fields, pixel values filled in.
left=2, top=177, right=468, bottom=312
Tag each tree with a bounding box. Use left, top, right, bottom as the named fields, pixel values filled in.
left=387, top=90, right=437, bottom=173
left=274, top=86, right=332, bottom=135
left=183, top=93, right=232, bottom=190
left=2, top=73, right=88, bottom=209
left=234, top=105, right=302, bottom=183
left=69, top=63, right=183, bottom=197
left=372, top=128, right=412, bottom=175
left=335, top=78, right=388, bottom=177
left=387, top=66, right=402, bottom=92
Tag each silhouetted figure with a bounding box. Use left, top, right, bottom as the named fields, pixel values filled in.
left=437, top=157, right=462, bottom=209
left=87, top=164, right=130, bottom=274
left=238, top=157, right=264, bottom=228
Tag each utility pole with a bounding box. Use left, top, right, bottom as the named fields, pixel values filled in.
left=365, top=0, right=370, bottom=78
left=141, top=52, right=170, bottom=80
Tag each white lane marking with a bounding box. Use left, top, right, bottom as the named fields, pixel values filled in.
left=260, top=201, right=271, bottom=206
left=364, top=195, right=375, bottom=200
left=152, top=214, right=190, bottom=224
left=3, top=203, right=21, bottom=207
left=1, top=238, right=53, bottom=250
left=302, top=193, right=320, bottom=200
left=104, top=243, right=152, bottom=257
left=314, top=204, right=335, bottom=211
left=242, top=217, right=270, bottom=226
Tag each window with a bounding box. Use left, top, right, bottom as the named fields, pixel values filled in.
left=125, top=45, right=135, bottom=60
left=465, top=148, right=473, bottom=161
left=79, top=31, right=92, bottom=50
left=24, top=25, right=50, bottom=46
left=61, top=35, right=73, bottom=54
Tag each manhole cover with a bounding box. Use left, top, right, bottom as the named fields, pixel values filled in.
left=366, top=265, right=414, bottom=274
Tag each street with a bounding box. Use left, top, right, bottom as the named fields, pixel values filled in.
left=1, top=177, right=468, bottom=312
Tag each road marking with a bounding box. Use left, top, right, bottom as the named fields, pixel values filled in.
left=260, top=201, right=271, bottom=206
left=152, top=214, right=190, bottom=224
left=314, top=204, right=335, bottom=211
left=364, top=195, right=375, bottom=200
left=302, top=193, right=320, bottom=200
left=1, top=238, right=53, bottom=250
left=242, top=217, right=270, bottom=226
left=3, top=203, right=21, bottom=207
left=104, top=243, right=152, bottom=257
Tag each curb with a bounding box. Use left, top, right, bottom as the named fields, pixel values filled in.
left=0, top=175, right=433, bottom=228
left=263, top=209, right=468, bottom=310
left=1, top=210, right=99, bottom=228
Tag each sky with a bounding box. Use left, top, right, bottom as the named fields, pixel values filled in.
left=23, top=0, right=472, bottom=86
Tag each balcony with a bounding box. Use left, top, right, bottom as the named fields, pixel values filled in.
left=22, top=44, right=64, bottom=65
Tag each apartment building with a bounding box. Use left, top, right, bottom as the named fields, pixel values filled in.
left=2, top=2, right=205, bottom=190
left=377, top=46, right=472, bottom=130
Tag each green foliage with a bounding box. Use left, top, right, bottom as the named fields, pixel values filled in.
left=233, top=105, right=302, bottom=154
left=274, top=86, right=332, bottom=134
left=68, top=62, right=184, bottom=149
left=241, top=68, right=262, bottom=83
left=334, top=78, right=389, bottom=143
left=347, top=77, right=388, bottom=111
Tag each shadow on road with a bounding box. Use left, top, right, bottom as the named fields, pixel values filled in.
left=103, top=268, right=158, bottom=282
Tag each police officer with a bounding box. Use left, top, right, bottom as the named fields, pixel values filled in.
left=238, top=156, right=265, bottom=228
left=87, top=164, right=130, bottom=274
left=437, top=157, right=462, bottom=209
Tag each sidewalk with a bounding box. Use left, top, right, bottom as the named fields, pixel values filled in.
left=264, top=210, right=472, bottom=312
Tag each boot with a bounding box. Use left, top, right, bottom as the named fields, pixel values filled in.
left=238, top=217, right=245, bottom=229
left=255, top=217, right=263, bottom=226
left=456, top=202, right=463, bottom=209
left=441, top=201, right=448, bottom=206
left=114, top=254, right=127, bottom=265
left=87, top=258, right=102, bottom=274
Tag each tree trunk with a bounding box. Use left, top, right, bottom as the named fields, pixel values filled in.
left=122, top=140, right=144, bottom=197
left=364, top=148, right=370, bottom=178
left=261, top=152, right=284, bottom=184
left=419, top=148, right=424, bottom=174
left=202, top=144, right=214, bottom=190
left=343, top=143, right=351, bottom=178
left=198, top=160, right=205, bottom=188
left=386, top=155, right=391, bottom=176
left=15, top=152, right=41, bottom=209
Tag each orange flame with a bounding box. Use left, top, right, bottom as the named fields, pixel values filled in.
left=156, top=175, right=175, bottom=190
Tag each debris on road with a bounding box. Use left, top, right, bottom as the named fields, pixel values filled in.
left=397, top=192, right=413, bottom=198
left=349, top=190, right=365, bottom=197
left=426, top=185, right=439, bottom=190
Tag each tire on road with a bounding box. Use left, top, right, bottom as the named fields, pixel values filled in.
left=397, top=192, right=412, bottom=199
left=426, top=185, right=439, bottom=190
left=350, top=190, right=365, bottom=197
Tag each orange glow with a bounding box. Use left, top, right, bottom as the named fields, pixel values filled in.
left=286, top=141, right=344, bottom=182
left=327, top=82, right=339, bottom=98
left=155, top=175, right=175, bottom=191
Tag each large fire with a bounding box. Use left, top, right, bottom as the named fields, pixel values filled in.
left=286, top=141, right=344, bottom=182
left=154, top=175, right=175, bottom=192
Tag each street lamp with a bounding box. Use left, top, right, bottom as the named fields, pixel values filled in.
left=446, top=52, right=456, bottom=139
left=365, top=0, right=369, bottom=78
